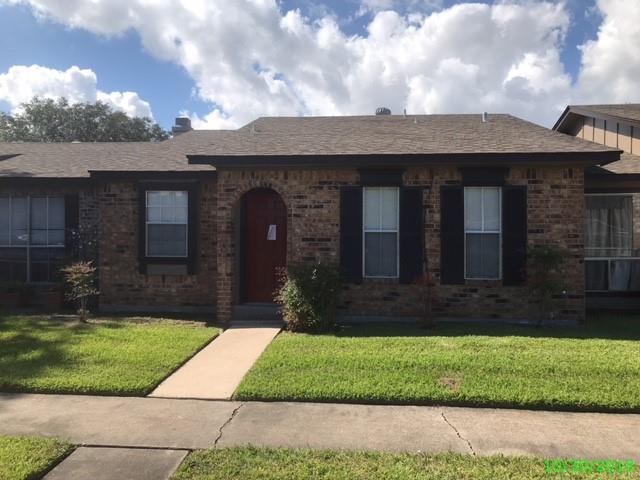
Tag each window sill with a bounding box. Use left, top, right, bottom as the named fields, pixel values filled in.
left=464, top=278, right=503, bottom=287
left=362, top=277, right=400, bottom=284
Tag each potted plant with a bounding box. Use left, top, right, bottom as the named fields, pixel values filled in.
left=0, top=282, right=23, bottom=309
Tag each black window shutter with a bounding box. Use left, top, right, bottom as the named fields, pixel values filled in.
left=399, top=187, right=423, bottom=284
left=502, top=185, right=527, bottom=285
left=137, top=185, right=147, bottom=274
left=440, top=185, right=464, bottom=284
left=340, top=186, right=363, bottom=284
left=186, top=184, right=199, bottom=275
left=64, top=193, right=79, bottom=259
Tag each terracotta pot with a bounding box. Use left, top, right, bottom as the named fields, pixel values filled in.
left=0, top=292, right=21, bottom=308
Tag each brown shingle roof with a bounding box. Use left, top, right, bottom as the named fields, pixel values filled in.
left=0, top=113, right=619, bottom=178
left=183, top=114, right=617, bottom=156
left=0, top=141, right=214, bottom=178
left=569, top=104, right=640, bottom=124
left=595, top=153, right=640, bottom=175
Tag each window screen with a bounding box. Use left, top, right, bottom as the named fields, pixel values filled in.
left=363, top=187, right=398, bottom=277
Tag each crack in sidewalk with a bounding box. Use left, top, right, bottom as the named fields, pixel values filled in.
left=214, top=403, right=244, bottom=447
left=441, top=411, right=475, bottom=456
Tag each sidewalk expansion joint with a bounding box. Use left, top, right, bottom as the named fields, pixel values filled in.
left=441, top=411, right=475, bottom=456
left=78, top=444, right=193, bottom=452
left=214, top=402, right=244, bottom=447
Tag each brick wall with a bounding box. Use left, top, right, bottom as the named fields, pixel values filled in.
left=97, top=179, right=217, bottom=312
left=215, top=166, right=585, bottom=324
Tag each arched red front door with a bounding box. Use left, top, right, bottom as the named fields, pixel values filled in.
left=242, top=188, right=287, bottom=303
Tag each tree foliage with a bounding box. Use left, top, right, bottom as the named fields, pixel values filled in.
left=62, top=261, right=99, bottom=323
left=0, top=97, right=169, bottom=142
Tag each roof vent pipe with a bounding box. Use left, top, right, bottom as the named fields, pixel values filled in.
left=376, top=107, right=391, bottom=115
left=482, top=112, right=488, bottom=123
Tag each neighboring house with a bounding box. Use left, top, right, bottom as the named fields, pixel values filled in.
left=0, top=113, right=621, bottom=323
left=554, top=104, right=640, bottom=309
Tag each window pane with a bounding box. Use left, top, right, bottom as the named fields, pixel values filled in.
left=11, top=198, right=28, bottom=245
left=161, top=191, right=174, bottom=206
left=48, top=197, right=65, bottom=229
left=465, top=188, right=482, bottom=231
left=146, top=192, right=163, bottom=207
left=161, top=206, right=174, bottom=223
left=175, top=206, right=188, bottom=223
left=365, top=232, right=397, bottom=277
left=585, top=195, right=633, bottom=257
left=174, top=191, right=188, bottom=207
left=380, top=188, right=398, bottom=230
left=30, top=197, right=47, bottom=229
left=147, top=224, right=187, bottom=257
left=0, top=198, right=9, bottom=245
left=30, top=248, right=65, bottom=282
left=31, top=230, right=48, bottom=245
left=466, top=233, right=500, bottom=279
left=147, top=207, right=162, bottom=222
left=585, top=260, right=608, bottom=290
left=48, top=229, right=65, bottom=246
left=364, top=188, right=380, bottom=230
left=0, top=248, right=27, bottom=282
left=483, top=188, right=500, bottom=231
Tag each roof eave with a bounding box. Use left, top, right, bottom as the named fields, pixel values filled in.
left=188, top=151, right=621, bottom=169
left=556, top=106, right=640, bottom=131
left=552, top=106, right=572, bottom=131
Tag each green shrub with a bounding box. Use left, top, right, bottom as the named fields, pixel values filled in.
left=527, top=245, right=569, bottom=325
left=62, top=261, right=98, bottom=322
left=276, top=263, right=342, bottom=332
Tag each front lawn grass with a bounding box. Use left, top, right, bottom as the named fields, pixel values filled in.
left=235, top=315, right=640, bottom=411
left=0, top=435, right=73, bottom=480
left=0, top=315, right=219, bottom=395
left=172, top=446, right=640, bottom=480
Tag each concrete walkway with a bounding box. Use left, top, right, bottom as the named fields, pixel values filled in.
left=149, top=325, right=281, bottom=400
left=45, top=447, right=187, bottom=480
left=1, top=393, right=639, bottom=461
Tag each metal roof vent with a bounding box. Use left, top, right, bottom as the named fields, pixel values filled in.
left=375, top=107, right=391, bottom=116
left=482, top=112, right=489, bottom=123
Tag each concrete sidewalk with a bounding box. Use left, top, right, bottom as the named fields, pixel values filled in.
left=1, top=393, right=639, bottom=461
left=149, top=325, right=281, bottom=400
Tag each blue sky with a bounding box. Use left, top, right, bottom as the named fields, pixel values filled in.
left=0, top=0, right=636, bottom=129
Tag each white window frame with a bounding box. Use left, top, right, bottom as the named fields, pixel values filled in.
left=464, top=186, right=502, bottom=280
left=362, top=186, right=400, bottom=279
left=584, top=193, right=639, bottom=292
left=145, top=190, right=189, bottom=258
left=0, top=195, right=66, bottom=283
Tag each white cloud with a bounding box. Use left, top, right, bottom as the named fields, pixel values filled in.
left=0, top=64, right=153, bottom=118
left=574, top=0, right=640, bottom=104
left=2, top=0, right=639, bottom=128
left=96, top=91, right=152, bottom=119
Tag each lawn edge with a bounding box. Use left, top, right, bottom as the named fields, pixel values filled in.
left=29, top=441, right=75, bottom=480
left=232, top=394, right=640, bottom=414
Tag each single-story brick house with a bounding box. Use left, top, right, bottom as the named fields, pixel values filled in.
left=554, top=104, right=640, bottom=310
left=0, top=112, right=624, bottom=323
